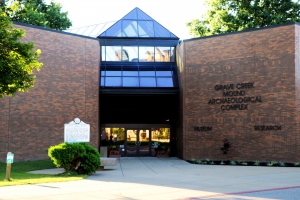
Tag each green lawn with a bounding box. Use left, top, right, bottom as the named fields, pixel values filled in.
left=0, top=160, right=87, bottom=187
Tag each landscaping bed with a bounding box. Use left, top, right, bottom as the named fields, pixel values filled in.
left=187, top=159, right=300, bottom=167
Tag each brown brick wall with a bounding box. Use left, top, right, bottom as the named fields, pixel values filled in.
left=0, top=24, right=100, bottom=161
left=181, top=23, right=300, bottom=163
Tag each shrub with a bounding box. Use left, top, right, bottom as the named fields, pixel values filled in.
left=267, top=161, right=277, bottom=166
left=221, top=139, right=231, bottom=154
left=254, top=160, right=260, bottom=166
left=195, top=159, right=202, bottom=164
left=48, top=142, right=100, bottom=175
left=230, top=160, right=236, bottom=165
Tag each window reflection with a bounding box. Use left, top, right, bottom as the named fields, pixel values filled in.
left=123, top=71, right=138, bottom=76
left=105, top=128, right=125, bottom=146
left=105, top=46, right=121, bottom=61
left=156, top=71, right=172, bottom=76
left=139, top=46, right=154, bottom=62
left=140, top=77, right=156, bottom=87
left=157, top=78, right=173, bottom=87
left=139, top=71, right=155, bottom=76
left=155, top=47, right=171, bottom=62
left=138, top=21, right=154, bottom=37
left=105, top=77, right=122, bottom=87
left=100, top=66, right=176, bottom=88
left=123, top=77, right=139, bottom=87
left=151, top=128, right=170, bottom=143
left=101, top=46, right=106, bottom=61
left=170, top=47, right=175, bottom=62
left=122, top=20, right=138, bottom=37
left=123, top=46, right=138, bottom=62
left=101, top=46, right=175, bottom=62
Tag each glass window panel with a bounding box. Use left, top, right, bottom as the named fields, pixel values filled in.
left=106, top=71, right=121, bottom=76
left=106, top=21, right=122, bottom=37
left=123, top=77, right=139, bottom=87
left=122, top=20, right=138, bottom=37
left=170, top=47, right=175, bottom=62
left=106, top=66, right=121, bottom=76
left=123, top=71, right=138, bottom=76
left=157, top=78, right=173, bottom=87
left=154, top=21, right=170, bottom=37
left=139, top=46, right=154, bottom=62
left=100, top=77, right=105, bottom=86
left=138, top=21, right=154, bottom=37
left=123, top=46, right=138, bottom=62
left=101, top=70, right=105, bottom=76
left=139, top=71, right=155, bottom=76
left=105, top=77, right=122, bottom=87
left=155, top=47, right=171, bottom=62
left=137, top=9, right=152, bottom=20
left=101, top=46, right=106, bottom=61
left=140, top=77, right=156, bottom=87
left=151, top=128, right=170, bottom=142
left=106, top=46, right=122, bottom=61
left=105, top=128, right=125, bottom=147
left=114, top=48, right=129, bottom=61
left=156, top=71, right=172, bottom=76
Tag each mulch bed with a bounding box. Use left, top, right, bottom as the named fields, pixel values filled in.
left=186, top=159, right=299, bottom=167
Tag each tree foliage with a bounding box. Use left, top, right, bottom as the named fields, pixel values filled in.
left=186, top=0, right=300, bottom=37
left=1, top=0, right=72, bottom=30
left=0, top=11, right=42, bottom=98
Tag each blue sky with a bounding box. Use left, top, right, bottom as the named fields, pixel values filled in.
left=51, top=0, right=206, bottom=39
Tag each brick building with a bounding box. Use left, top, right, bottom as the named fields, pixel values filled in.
left=1, top=8, right=300, bottom=163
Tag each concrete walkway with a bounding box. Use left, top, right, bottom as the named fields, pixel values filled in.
left=1, top=157, right=300, bottom=199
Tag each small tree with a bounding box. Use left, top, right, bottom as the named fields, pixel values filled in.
left=0, top=12, right=42, bottom=98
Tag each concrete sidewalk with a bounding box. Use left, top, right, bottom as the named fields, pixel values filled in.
left=1, top=157, right=300, bottom=199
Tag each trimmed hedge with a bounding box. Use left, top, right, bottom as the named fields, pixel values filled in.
left=48, top=142, right=100, bottom=175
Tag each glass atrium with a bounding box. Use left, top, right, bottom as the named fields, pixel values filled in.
left=99, top=7, right=179, bottom=89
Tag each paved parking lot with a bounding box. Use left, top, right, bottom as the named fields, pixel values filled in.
left=0, top=157, right=300, bottom=199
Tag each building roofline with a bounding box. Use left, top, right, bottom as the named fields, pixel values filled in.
left=13, top=21, right=99, bottom=40
left=183, top=22, right=299, bottom=42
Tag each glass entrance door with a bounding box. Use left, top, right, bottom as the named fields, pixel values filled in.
left=138, top=130, right=150, bottom=156
left=126, top=129, right=150, bottom=156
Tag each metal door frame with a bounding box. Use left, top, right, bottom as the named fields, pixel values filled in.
left=125, top=128, right=151, bottom=156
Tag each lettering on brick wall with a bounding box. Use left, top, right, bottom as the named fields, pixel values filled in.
left=194, top=126, right=212, bottom=131
left=208, top=82, right=262, bottom=110
left=254, top=126, right=281, bottom=131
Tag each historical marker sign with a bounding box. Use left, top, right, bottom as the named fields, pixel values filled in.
left=64, top=118, right=90, bottom=143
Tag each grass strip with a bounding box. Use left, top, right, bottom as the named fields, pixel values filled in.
left=0, top=159, right=87, bottom=187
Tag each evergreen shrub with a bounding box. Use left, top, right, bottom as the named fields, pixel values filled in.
left=48, top=142, right=100, bottom=175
